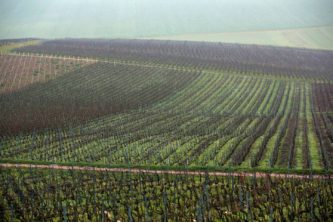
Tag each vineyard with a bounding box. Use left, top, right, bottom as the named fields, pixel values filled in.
left=1, top=167, right=332, bottom=221
left=0, top=39, right=333, bottom=220
left=1, top=39, right=332, bottom=171
left=0, top=54, right=94, bottom=93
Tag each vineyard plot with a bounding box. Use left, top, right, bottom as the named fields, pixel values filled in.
left=0, top=72, right=331, bottom=170
left=0, top=168, right=332, bottom=221
left=0, top=54, right=94, bottom=93
left=0, top=39, right=333, bottom=170
left=16, top=39, right=333, bottom=80
left=0, top=62, right=200, bottom=134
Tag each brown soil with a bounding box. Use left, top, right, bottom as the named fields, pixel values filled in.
left=0, top=54, right=94, bottom=93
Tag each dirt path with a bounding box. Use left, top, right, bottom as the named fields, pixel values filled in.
left=0, top=163, right=331, bottom=179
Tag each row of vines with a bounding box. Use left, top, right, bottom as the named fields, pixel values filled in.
left=1, top=167, right=332, bottom=221
left=0, top=40, right=332, bottom=170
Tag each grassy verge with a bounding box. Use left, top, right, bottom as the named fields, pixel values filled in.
left=0, top=40, right=41, bottom=54
left=0, top=158, right=332, bottom=175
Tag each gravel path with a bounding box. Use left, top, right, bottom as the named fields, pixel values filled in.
left=1, top=163, right=331, bottom=179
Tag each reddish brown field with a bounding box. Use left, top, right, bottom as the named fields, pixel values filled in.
left=0, top=54, right=94, bottom=93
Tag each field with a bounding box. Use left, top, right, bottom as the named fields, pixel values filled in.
left=0, top=54, right=94, bottom=93
left=1, top=39, right=333, bottom=220
left=1, top=39, right=333, bottom=171
left=1, top=0, right=333, bottom=51
left=1, top=167, right=332, bottom=221
left=147, top=26, right=333, bottom=51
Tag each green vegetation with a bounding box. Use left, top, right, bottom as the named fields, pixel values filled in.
left=0, top=40, right=40, bottom=54
left=1, top=39, right=333, bottom=172
left=1, top=167, right=332, bottom=221
left=1, top=38, right=333, bottom=220
left=0, top=71, right=327, bottom=170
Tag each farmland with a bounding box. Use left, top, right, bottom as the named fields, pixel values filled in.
left=1, top=39, right=333, bottom=220
left=1, top=167, right=332, bottom=221
left=147, top=26, right=333, bottom=51
left=1, top=0, right=333, bottom=51
left=1, top=39, right=333, bottom=171
left=0, top=54, right=94, bottom=93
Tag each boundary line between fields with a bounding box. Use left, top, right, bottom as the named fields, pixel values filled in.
left=1, top=163, right=332, bottom=180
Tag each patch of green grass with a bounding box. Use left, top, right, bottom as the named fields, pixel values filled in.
left=0, top=40, right=41, bottom=54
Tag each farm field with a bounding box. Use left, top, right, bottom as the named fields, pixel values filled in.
left=1, top=0, right=333, bottom=220
left=1, top=39, right=333, bottom=171
left=1, top=39, right=333, bottom=221
left=0, top=167, right=332, bottom=221
left=1, top=0, right=333, bottom=52
left=147, top=26, right=333, bottom=51
left=0, top=54, right=94, bottom=93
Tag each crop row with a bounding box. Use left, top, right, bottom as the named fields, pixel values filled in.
left=0, top=54, right=93, bottom=93
left=1, top=70, right=330, bottom=169
left=0, top=62, right=199, bottom=134
left=1, top=168, right=332, bottom=221
left=1, top=41, right=333, bottom=170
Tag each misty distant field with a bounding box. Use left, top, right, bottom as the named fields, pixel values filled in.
left=1, top=0, right=333, bottom=49
left=148, top=26, right=333, bottom=50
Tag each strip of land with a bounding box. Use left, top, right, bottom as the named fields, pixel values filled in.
left=145, top=26, right=333, bottom=51
left=1, top=163, right=331, bottom=179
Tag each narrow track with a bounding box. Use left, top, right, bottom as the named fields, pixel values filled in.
left=0, top=163, right=331, bottom=179
left=7, top=52, right=329, bottom=83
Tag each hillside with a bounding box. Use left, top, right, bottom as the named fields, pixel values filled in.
left=147, top=26, right=333, bottom=50
left=1, top=39, right=333, bottom=171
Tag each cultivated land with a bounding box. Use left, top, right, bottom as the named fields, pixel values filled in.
left=1, top=166, right=333, bottom=221
left=0, top=39, right=333, bottom=221
left=1, top=0, right=333, bottom=48
left=147, top=26, right=333, bottom=51
left=1, top=39, right=333, bottom=171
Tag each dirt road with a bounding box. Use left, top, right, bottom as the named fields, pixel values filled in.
left=0, top=163, right=331, bottom=179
